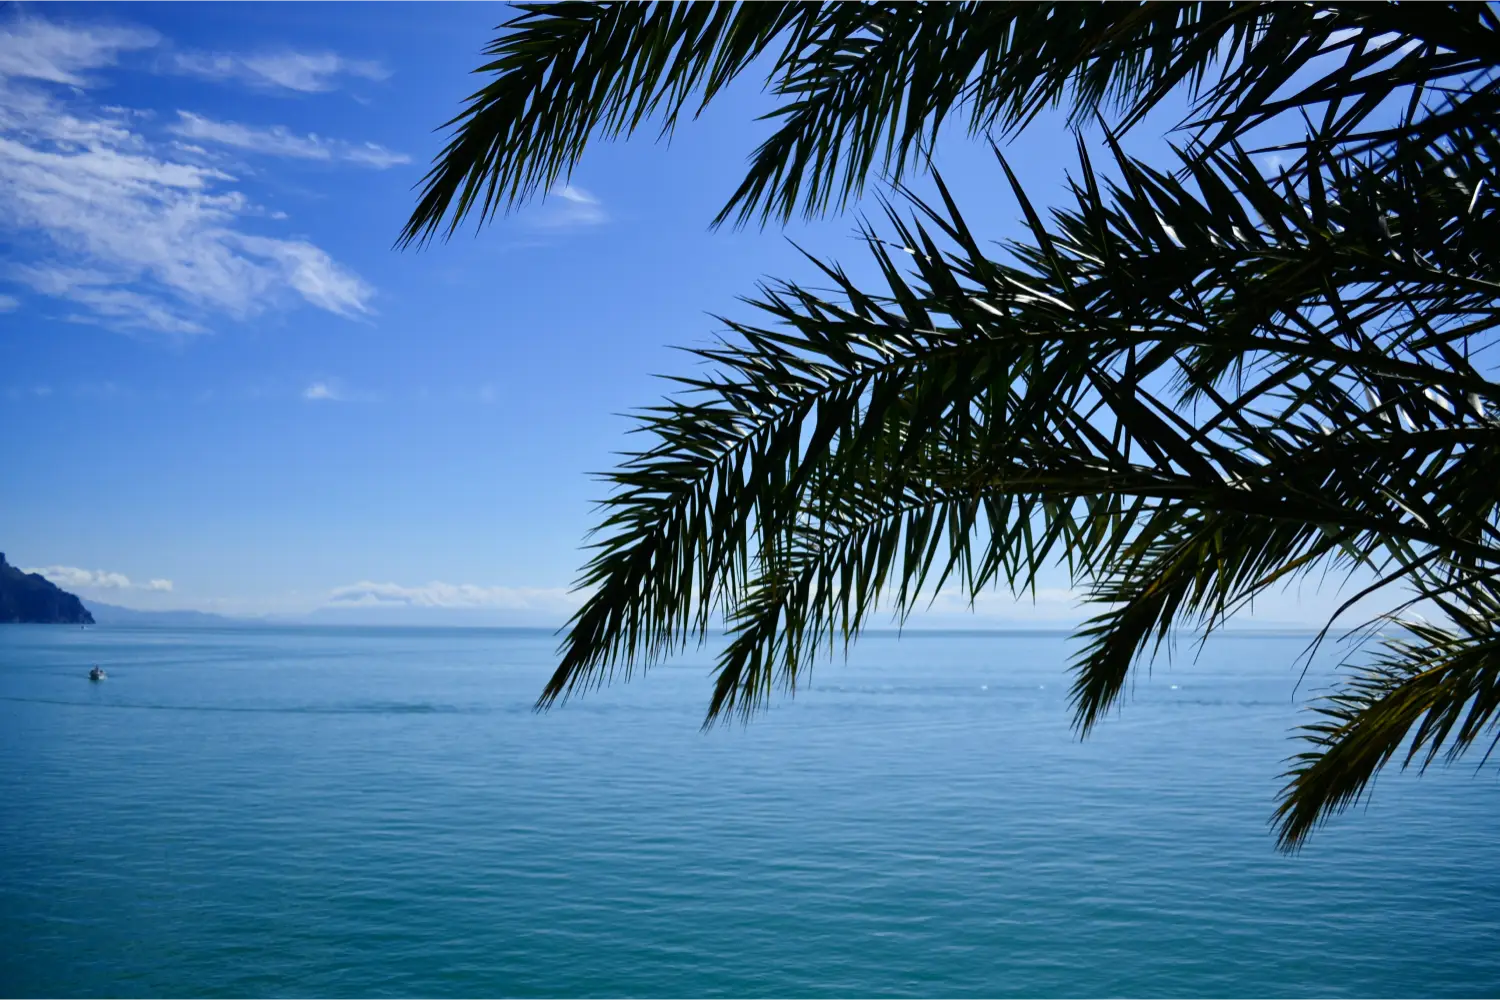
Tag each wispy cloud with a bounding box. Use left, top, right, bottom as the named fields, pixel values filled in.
left=0, top=18, right=375, bottom=334
left=327, top=580, right=580, bottom=612
left=172, top=49, right=388, bottom=93
left=16, top=268, right=213, bottom=335
left=526, top=184, right=607, bottom=230
left=24, top=565, right=173, bottom=592
left=342, top=143, right=411, bottom=170
left=170, top=112, right=408, bottom=169
left=0, top=293, right=17, bottom=311
left=0, top=16, right=158, bottom=86
left=302, top=380, right=343, bottom=401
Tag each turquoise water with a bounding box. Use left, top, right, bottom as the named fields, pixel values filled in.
left=1, top=625, right=1496, bottom=998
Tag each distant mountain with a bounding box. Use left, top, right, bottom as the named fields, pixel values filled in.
left=270, top=605, right=567, bottom=628
left=0, top=552, right=94, bottom=624
left=83, top=601, right=246, bottom=627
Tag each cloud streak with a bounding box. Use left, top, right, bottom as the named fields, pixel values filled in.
left=25, top=565, right=173, bottom=591
left=303, top=380, right=342, bottom=401
left=328, top=580, right=579, bottom=612
left=0, top=18, right=377, bottom=334
left=0, top=16, right=158, bottom=86
left=170, top=112, right=408, bottom=169
left=172, top=49, right=388, bottom=94
left=526, top=184, right=607, bottom=230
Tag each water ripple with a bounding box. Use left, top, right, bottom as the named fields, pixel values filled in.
left=1, top=626, right=1496, bottom=998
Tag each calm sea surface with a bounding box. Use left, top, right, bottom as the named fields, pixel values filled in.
left=1, top=625, right=1496, bottom=998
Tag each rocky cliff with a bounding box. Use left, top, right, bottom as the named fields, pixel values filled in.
left=0, top=553, right=95, bottom=624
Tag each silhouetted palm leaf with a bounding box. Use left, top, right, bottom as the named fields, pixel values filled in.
left=540, top=132, right=1500, bottom=846
left=410, top=2, right=1500, bottom=848
left=1276, top=580, right=1500, bottom=848
left=402, top=2, right=1500, bottom=242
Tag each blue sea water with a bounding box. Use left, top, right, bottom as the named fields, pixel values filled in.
left=1, top=625, right=1496, bottom=998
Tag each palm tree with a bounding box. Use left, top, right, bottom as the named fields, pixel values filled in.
left=403, top=2, right=1500, bottom=849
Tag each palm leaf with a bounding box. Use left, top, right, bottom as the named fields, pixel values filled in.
left=1276, top=581, right=1500, bottom=849
left=403, top=2, right=1500, bottom=240
left=542, top=127, right=1500, bottom=847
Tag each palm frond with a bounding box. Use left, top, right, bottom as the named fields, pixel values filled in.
left=398, top=1, right=813, bottom=246
left=539, top=120, right=1500, bottom=844
left=1276, top=580, right=1500, bottom=849
left=410, top=1, right=1500, bottom=850
left=404, top=2, right=1500, bottom=239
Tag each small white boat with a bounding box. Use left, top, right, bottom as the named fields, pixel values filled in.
left=88, top=666, right=106, bottom=681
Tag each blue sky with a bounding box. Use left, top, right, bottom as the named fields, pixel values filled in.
left=0, top=2, right=1360, bottom=626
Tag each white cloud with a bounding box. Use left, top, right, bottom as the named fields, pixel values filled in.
left=555, top=184, right=598, bottom=205
left=173, top=49, right=388, bottom=93
left=0, top=293, right=16, bottom=311
left=0, top=23, right=375, bottom=334
left=24, top=565, right=172, bottom=592
left=235, top=237, right=371, bottom=316
left=171, top=112, right=324, bottom=159
left=527, top=184, right=607, bottom=229
left=327, top=580, right=580, bottom=612
left=302, top=377, right=382, bottom=403
left=303, top=380, right=341, bottom=401
left=343, top=143, right=411, bottom=170
left=169, top=112, right=408, bottom=169
left=17, top=268, right=211, bottom=335
left=0, top=17, right=158, bottom=86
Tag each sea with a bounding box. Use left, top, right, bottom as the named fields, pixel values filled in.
left=1, top=625, right=1496, bottom=998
